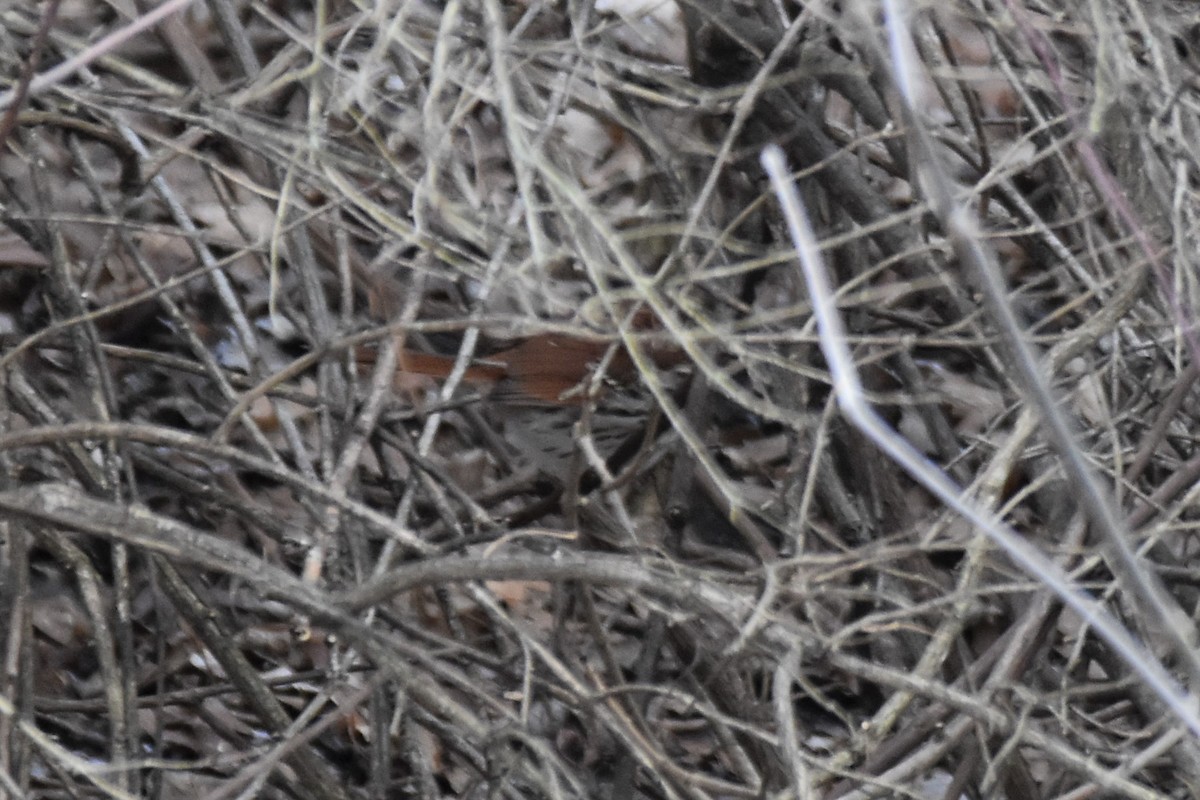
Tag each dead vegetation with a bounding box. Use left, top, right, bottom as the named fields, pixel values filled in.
left=2, top=0, right=1200, bottom=797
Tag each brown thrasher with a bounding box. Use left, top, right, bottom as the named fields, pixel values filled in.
left=380, top=333, right=636, bottom=406
left=358, top=329, right=680, bottom=474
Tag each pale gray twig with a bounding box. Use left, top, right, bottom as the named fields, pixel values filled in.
left=761, top=143, right=1200, bottom=739
left=0, top=0, right=199, bottom=111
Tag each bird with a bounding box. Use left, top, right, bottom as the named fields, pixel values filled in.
left=356, top=327, right=681, bottom=476
left=382, top=332, right=633, bottom=406
left=357, top=310, right=686, bottom=404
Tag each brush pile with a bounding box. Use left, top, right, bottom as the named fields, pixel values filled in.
left=2, top=1, right=1200, bottom=797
